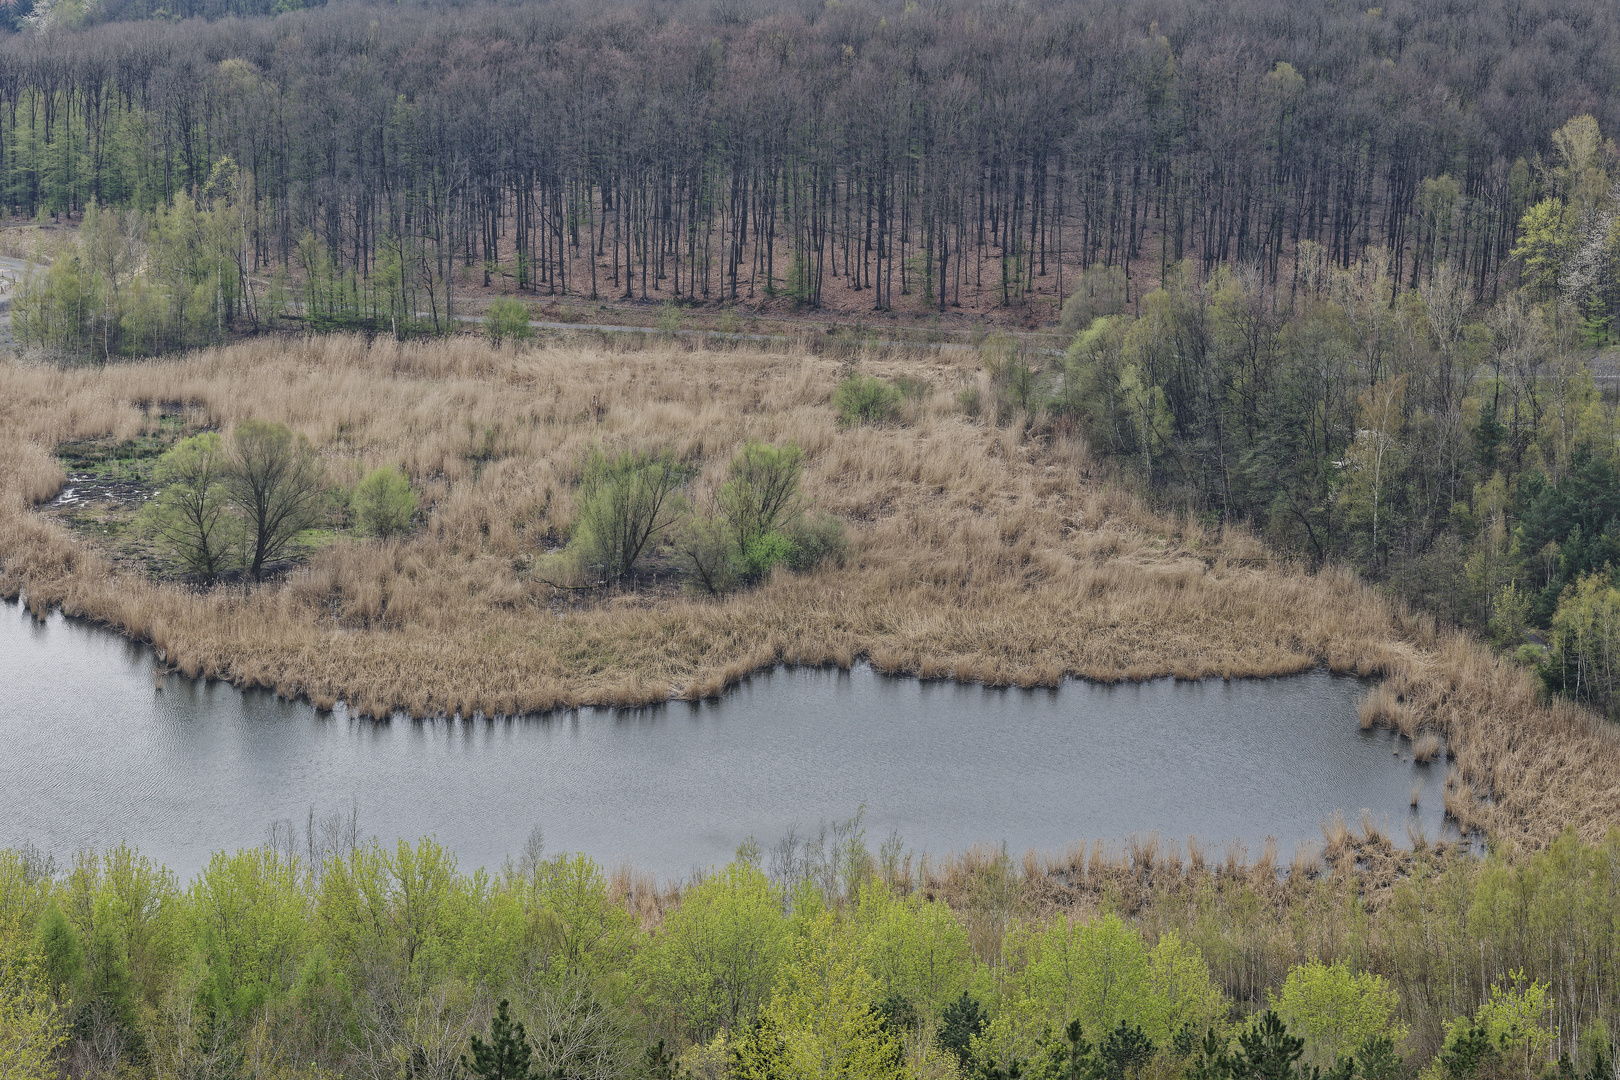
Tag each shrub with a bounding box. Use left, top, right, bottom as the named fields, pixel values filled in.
left=718, top=441, right=804, bottom=555
left=957, top=386, right=982, bottom=418
left=569, top=447, right=689, bottom=586
left=832, top=374, right=901, bottom=427
left=891, top=375, right=932, bottom=402
left=783, top=511, right=847, bottom=571
left=678, top=513, right=741, bottom=595
left=741, top=531, right=798, bottom=579
left=485, top=298, right=534, bottom=345
left=351, top=465, right=417, bottom=538
left=680, top=441, right=843, bottom=592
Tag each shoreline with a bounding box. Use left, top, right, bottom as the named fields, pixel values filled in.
left=1, top=334, right=1616, bottom=852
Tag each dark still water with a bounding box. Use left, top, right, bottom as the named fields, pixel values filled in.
left=0, top=601, right=1450, bottom=882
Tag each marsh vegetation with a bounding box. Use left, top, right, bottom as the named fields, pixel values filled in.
left=0, top=333, right=1617, bottom=854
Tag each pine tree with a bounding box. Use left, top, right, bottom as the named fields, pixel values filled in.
left=465, top=1000, right=539, bottom=1080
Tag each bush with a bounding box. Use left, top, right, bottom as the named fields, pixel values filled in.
left=679, top=441, right=844, bottom=592
left=891, top=375, right=932, bottom=402
left=351, top=465, right=418, bottom=538
left=741, top=530, right=798, bottom=579
left=718, top=441, right=804, bottom=554
left=957, top=386, right=982, bottom=418
left=783, top=511, right=847, bottom=571
left=832, top=374, right=901, bottom=427
left=678, top=514, right=741, bottom=595
left=485, top=298, right=534, bottom=345
left=569, top=447, right=689, bottom=585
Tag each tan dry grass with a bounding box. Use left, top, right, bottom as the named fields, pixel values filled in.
left=0, top=333, right=1616, bottom=849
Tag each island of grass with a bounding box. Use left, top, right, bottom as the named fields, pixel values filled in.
left=1, top=333, right=1616, bottom=851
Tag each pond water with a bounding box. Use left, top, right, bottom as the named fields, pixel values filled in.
left=0, top=601, right=1452, bottom=882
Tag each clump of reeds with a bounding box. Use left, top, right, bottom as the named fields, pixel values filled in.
left=1413, top=730, right=1444, bottom=764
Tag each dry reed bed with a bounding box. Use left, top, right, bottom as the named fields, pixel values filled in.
left=0, top=334, right=1614, bottom=850
left=602, top=825, right=1424, bottom=939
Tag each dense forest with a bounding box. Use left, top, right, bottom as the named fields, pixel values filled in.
left=4, top=824, right=1620, bottom=1080
left=6, top=0, right=1620, bottom=347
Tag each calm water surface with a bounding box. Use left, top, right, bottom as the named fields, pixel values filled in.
left=0, top=602, right=1450, bottom=881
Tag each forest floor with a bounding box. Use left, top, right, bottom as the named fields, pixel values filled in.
left=0, top=333, right=1617, bottom=853
left=0, top=214, right=1166, bottom=345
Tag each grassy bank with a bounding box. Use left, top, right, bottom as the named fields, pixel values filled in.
left=0, top=334, right=1615, bottom=848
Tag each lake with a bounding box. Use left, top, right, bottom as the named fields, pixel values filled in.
left=0, top=601, right=1451, bottom=881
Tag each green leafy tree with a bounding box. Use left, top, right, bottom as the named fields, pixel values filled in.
left=1116, top=363, right=1172, bottom=478
left=850, top=883, right=973, bottom=1020
left=1448, top=972, right=1554, bottom=1080
left=1512, top=199, right=1577, bottom=296
left=1270, top=960, right=1406, bottom=1070
left=465, top=999, right=539, bottom=1080
left=765, top=911, right=905, bottom=1080
left=224, top=420, right=328, bottom=581
left=0, top=955, right=67, bottom=1080
left=1547, top=571, right=1620, bottom=716
left=142, top=432, right=237, bottom=581
left=189, top=847, right=307, bottom=1020
left=352, top=465, right=418, bottom=539
left=635, top=863, right=790, bottom=1039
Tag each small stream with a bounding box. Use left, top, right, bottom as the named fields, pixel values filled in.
left=0, top=601, right=1452, bottom=881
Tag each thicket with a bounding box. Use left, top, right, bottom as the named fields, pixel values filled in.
left=6, top=0, right=1620, bottom=341
left=141, top=420, right=422, bottom=581
left=6, top=826, right=1620, bottom=1080
left=538, top=440, right=845, bottom=593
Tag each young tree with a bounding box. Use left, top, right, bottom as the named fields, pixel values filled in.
left=0, top=955, right=68, bottom=1080
left=763, top=911, right=905, bottom=1080
left=464, top=1000, right=538, bottom=1080
left=1270, top=961, right=1406, bottom=1070
left=938, top=992, right=986, bottom=1069
left=568, top=448, right=689, bottom=586
left=718, top=441, right=805, bottom=575
left=224, top=420, right=328, bottom=581
left=634, top=863, right=790, bottom=1039
left=142, top=433, right=237, bottom=581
